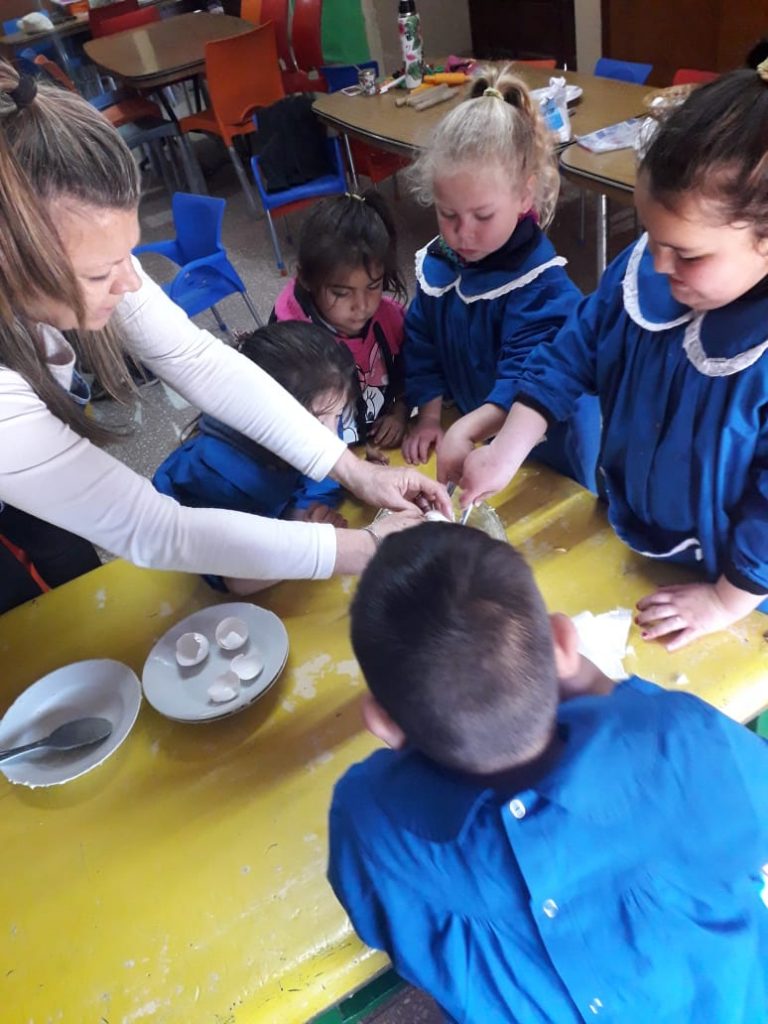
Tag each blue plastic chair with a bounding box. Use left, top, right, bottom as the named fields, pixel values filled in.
left=250, top=135, right=347, bottom=274
left=594, top=57, right=653, bottom=84
left=134, top=194, right=261, bottom=334
left=319, top=60, right=378, bottom=93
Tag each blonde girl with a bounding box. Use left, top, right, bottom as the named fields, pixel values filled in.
left=402, top=64, right=599, bottom=488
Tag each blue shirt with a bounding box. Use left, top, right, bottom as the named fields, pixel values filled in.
left=517, top=234, right=768, bottom=597
left=403, top=221, right=600, bottom=489
left=328, top=679, right=768, bottom=1023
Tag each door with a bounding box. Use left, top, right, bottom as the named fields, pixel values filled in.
left=469, top=0, right=577, bottom=69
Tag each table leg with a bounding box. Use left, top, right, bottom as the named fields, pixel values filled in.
left=342, top=133, right=359, bottom=192
left=596, top=192, right=608, bottom=278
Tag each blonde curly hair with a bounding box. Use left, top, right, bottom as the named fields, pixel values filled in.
left=410, top=64, right=560, bottom=228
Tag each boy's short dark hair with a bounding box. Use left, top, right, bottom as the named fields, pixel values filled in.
left=350, top=523, right=558, bottom=773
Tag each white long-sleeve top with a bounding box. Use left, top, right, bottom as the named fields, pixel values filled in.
left=0, top=263, right=347, bottom=580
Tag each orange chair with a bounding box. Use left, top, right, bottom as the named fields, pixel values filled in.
left=88, top=0, right=138, bottom=38
left=240, top=0, right=262, bottom=24
left=32, top=53, right=163, bottom=128
left=516, top=58, right=557, bottom=68
left=672, top=68, right=719, bottom=86
left=94, top=6, right=160, bottom=36
left=179, top=24, right=284, bottom=212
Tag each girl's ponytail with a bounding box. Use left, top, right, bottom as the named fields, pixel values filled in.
left=410, top=63, right=560, bottom=228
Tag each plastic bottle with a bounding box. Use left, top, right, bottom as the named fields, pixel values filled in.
left=398, top=0, right=423, bottom=90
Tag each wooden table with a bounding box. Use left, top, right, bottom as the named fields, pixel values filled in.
left=2, top=454, right=768, bottom=1023
left=313, top=67, right=649, bottom=186
left=83, top=11, right=253, bottom=90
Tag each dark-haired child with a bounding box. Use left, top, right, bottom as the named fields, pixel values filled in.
left=403, top=64, right=600, bottom=489
left=272, top=190, right=409, bottom=454
left=460, top=67, right=768, bottom=650
left=153, top=322, right=358, bottom=590
left=329, top=524, right=768, bottom=1024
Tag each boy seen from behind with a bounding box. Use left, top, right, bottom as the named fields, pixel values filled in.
left=328, top=524, right=768, bottom=1024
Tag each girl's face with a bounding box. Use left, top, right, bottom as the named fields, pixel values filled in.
left=312, top=263, right=384, bottom=337
left=310, top=388, right=349, bottom=433
left=33, top=200, right=142, bottom=330
left=433, top=164, right=534, bottom=262
left=635, top=176, right=768, bottom=311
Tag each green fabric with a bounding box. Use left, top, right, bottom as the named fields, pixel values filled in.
left=321, top=0, right=371, bottom=65
left=310, top=969, right=404, bottom=1023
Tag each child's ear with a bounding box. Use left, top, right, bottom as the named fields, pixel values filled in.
left=521, top=175, right=536, bottom=214
left=550, top=612, right=581, bottom=680
left=361, top=693, right=407, bottom=750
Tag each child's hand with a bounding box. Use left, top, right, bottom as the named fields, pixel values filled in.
left=402, top=418, right=444, bottom=465
left=287, top=503, right=348, bottom=528
left=369, top=402, right=409, bottom=449
left=365, top=443, right=390, bottom=465
left=459, top=441, right=519, bottom=505
left=436, top=420, right=475, bottom=484
left=635, top=578, right=764, bottom=651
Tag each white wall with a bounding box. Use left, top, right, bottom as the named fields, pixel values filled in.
left=362, top=0, right=472, bottom=76
left=574, top=0, right=601, bottom=72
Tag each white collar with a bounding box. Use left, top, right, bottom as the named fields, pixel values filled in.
left=622, top=234, right=768, bottom=377
left=414, top=239, right=568, bottom=305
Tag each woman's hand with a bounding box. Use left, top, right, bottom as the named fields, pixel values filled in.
left=436, top=420, right=476, bottom=485
left=635, top=577, right=764, bottom=651
left=369, top=401, right=409, bottom=449
left=331, top=449, right=452, bottom=518
left=333, top=510, right=425, bottom=575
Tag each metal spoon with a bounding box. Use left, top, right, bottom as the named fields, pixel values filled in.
left=0, top=717, right=113, bottom=763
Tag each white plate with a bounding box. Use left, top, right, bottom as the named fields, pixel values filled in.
left=142, top=602, right=289, bottom=723
left=530, top=84, right=583, bottom=105
left=0, top=660, right=141, bottom=788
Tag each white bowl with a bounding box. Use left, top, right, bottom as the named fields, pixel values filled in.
left=175, top=631, right=209, bottom=668
left=0, top=660, right=141, bottom=788
left=214, top=616, right=249, bottom=651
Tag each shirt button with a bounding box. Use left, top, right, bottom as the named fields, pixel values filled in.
left=588, top=998, right=604, bottom=1014
left=508, top=798, right=526, bottom=819
left=542, top=898, right=558, bottom=918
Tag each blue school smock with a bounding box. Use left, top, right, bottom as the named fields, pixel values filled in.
left=517, top=233, right=768, bottom=598
left=403, top=220, right=601, bottom=488
left=153, top=416, right=340, bottom=589
left=329, top=678, right=768, bottom=1023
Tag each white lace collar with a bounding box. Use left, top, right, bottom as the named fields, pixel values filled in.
left=414, top=239, right=568, bottom=305
left=622, top=234, right=768, bottom=378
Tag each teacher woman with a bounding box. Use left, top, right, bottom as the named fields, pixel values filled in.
left=0, top=63, right=446, bottom=611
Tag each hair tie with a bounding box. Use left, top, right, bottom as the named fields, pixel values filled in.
left=345, top=192, right=365, bottom=202
left=483, top=87, right=504, bottom=100
left=758, top=58, right=768, bottom=82
left=8, top=74, right=37, bottom=110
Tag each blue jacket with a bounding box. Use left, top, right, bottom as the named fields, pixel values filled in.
left=329, top=678, right=768, bottom=1024
left=404, top=221, right=600, bottom=488
left=153, top=417, right=340, bottom=588
left=517, top=234, right=768, bottom=597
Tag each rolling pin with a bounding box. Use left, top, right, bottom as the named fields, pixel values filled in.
left=395, top=83, right=453, bottom=109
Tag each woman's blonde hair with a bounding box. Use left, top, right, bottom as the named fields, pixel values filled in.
left=0, top=59, right=141, bottom=441
left=410, top=64, right=560, bottom=228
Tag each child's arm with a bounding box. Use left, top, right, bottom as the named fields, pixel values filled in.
left=436, top=403, right=506, bottom=484
left=635, top=578, right=765, bottom=652
left=401, top=290, right=447, bottom=465
left=457, top=287, right=607, bottom=503
left=287, top=474, right=348, bottom=528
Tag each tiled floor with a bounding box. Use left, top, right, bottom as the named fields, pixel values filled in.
left=108, top=136, right=635, bottom=1023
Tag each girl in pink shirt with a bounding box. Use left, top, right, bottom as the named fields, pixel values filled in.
left=272, top=191, right=409, bottom=454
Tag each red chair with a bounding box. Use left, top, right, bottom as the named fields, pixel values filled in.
left=292, top=0, right=323, bottom=74
left=94, top=7, right=160, bottom=36
left=516, top=59, right=557, bottom=68
left=672, top=68, right=719, bottom=86
left=88, top=0, right=138, bottom=38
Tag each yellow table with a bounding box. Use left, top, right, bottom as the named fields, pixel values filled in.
left=2, top=463, right=767, bottom=1023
